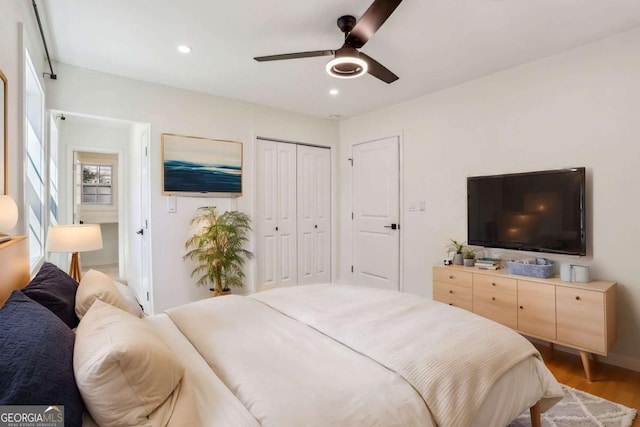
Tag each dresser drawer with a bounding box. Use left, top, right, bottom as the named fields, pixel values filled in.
left=473, top=276, right=517, bottom=329
left=474, top=274, right=517, bottom=294
left=433, top=281, right=472, bottom=311
left=556, top=287, right=605, bottom=353
left=433, top=267, right=472, bottom=288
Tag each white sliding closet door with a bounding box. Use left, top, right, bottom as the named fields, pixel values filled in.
left=297, top=145, right=331, bottom=284
left=257, top=140, right=297, bottom=288
left=257, top=139, right=332, bottom=290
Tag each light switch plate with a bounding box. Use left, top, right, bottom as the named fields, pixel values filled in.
left=167, top=195, right=177, bottom=213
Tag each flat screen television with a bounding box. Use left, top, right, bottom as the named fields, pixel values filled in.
left=467, top=167, right=586, bottom=256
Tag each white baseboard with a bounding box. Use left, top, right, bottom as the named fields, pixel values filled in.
left=598, top=351, right=640, bottom=372
left=528, top=338, right=640, bottom=372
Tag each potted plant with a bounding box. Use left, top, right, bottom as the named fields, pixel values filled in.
left=184, top=206, right=253, bottom=297
left=463, top=248, right=476, bottom=267
left=447, top=239, right=465, bottom=265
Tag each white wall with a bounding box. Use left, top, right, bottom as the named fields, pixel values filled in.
left=338, top=27, right=640, bottom=369
left=0, top=0, right=47, bottom=232
left=82, top=223, right=119, bottom=267
left=46, top=63, right=339, bottom=312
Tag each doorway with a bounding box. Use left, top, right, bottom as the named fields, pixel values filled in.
left=351, top=136, right=400, bottom=291
left=73, top=151, right=120, bottom=276
left=50, top=111, right=152, bottom=312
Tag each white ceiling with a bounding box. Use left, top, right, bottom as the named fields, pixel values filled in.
left=40, top=0, right=640, bottom=119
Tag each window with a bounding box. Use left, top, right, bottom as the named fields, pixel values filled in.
left=82, top=163, right=113, bottom=205
left=49, top=115, right=59, bottom=225
left=24, top=50, right=46, bottom=271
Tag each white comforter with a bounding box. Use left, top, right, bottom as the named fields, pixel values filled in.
left=251, top=284, right=563, bottom=427
left=155, top=284, right=562, bottom=427
left=167, top=295, right=433, bottom=426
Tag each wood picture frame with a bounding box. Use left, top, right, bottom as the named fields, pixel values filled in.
left=161, top=133, right=243, bottom=197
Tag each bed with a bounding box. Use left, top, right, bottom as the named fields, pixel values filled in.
left=0, top=240, right=563, bottom=427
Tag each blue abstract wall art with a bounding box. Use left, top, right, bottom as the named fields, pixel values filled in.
left=162, top=133, right=242, bottom=196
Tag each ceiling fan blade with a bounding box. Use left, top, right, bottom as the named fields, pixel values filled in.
left=254, top=50, right=334, bottom=62
left=360, top=52, right=399, bottom=84
left=345, top=0, right=402, bottom=48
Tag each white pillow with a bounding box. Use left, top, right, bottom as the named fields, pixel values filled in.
left=114, top=281, right=145, bottom=318
left=74, top=300, right=184, bottom=426
left=76, top=269, right=138, bottom=318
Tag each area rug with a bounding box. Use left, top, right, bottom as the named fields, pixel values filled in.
left=509, top=385, right=637, bottom=427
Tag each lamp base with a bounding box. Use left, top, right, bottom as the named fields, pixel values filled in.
left=0, top=233, right=12, bottom=244
left=69, top=252, right=82, bottom=282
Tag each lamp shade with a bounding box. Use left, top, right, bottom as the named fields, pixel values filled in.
left=0, top=195, right=19, bottom=232
left=47, top=224, right=103, bottom=253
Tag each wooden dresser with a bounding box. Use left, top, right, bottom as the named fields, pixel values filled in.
left=0, top=236, right=30, bottom=307
left=433, top=264, right=616, bottom=381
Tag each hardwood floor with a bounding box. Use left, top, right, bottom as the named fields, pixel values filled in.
left=535, top=343, right=640, bottom=426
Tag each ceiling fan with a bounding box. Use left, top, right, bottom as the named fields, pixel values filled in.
left=254, top=0, right=402, bottom=84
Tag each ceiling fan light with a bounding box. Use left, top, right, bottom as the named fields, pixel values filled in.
left=325, top=56, right=368, bottom=79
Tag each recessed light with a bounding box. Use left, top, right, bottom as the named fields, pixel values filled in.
left=329, top=89, right=339, bottom=96
left=177, top=45, right=193, bottom=54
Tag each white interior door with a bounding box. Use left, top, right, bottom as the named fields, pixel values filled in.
left=72, top=151, right=81, bottom=224
left=257, top=140, right=297, bottom=289
left=352, top=137, right=400, bottom=290
left=139, top=132, right=151, bottom=311
left=297, top=145, right=331, bottom=284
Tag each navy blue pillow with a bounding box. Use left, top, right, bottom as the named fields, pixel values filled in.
left=22, top=262, right=79, bottom=328
left=0, top=292, right=84, bottom=426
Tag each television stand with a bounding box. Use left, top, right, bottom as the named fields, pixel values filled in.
left=433, top=265, right=617, bottom=381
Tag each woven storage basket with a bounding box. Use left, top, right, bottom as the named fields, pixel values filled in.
left=506, top=261, right=554, bottom=279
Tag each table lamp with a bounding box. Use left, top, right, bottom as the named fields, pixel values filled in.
left=47, top=224, right=103, bottom=281
left=0, top=195, right=19, bottom=244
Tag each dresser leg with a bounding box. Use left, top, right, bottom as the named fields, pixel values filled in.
left=529, top=401, right=541, bottom=427
left=580, top=351, right=593, bottom=382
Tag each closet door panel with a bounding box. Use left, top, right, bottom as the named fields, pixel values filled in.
left=257, top=140, right=278, bottom=288
left=297, top=146, right=316, bottom=284
left=314, top=147, right=331, bottom=282
left=297, top=146, right=331, bottom=284
left=276, top=143, right=297, bottom=286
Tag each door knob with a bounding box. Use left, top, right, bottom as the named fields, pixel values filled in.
left=136, top=229, right=144, bottom=235
left=383, top=224, right=398, bottom=230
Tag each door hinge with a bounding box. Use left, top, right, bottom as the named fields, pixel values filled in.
left=351, top=265, right=354, bottom=273
left=145, top=219, right=148, bottom=229
left=351, top=212, right=354, bottom=220
left=145, top=146, right=148, bottom=156
left=146, top=292, right=149, bottom=301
